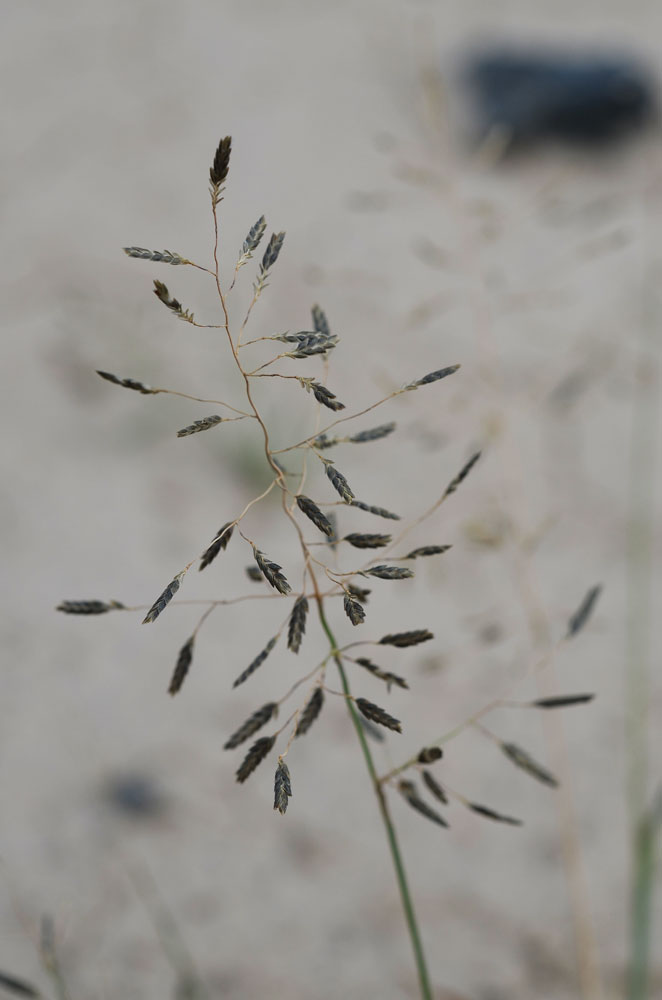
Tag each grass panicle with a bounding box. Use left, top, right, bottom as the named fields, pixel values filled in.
left=500, top=742, right=559, bottom=788
left=344, top=593, right=366, bottom=626
left=236, top=735, right=276, bottom=783
left=57, top=599, right=124, bottom=615
left=567, top=584, right=603, bottom=638
left=176, top=415, right=223, bottom=437
left=295, top=686, right=324, bottom=737
left=199, top=523, right=234, bottom=571
left=295, top=495, right=334, bottom=536
left=398, top=780, right=449, bottom=828
left=232, top=635, right=279, bottom=689
left=123, top=247, right=188, bottom=266
left=356, top=657, right=408, bottom=691
left=350, top=499, right=401, bottom=520
left=380, top=630, right=434, bottom=647
left=252, top=547, right=292, bottom=595
left=96, top=370, right=159, bottom=395
left=142, top=572, right=186, bottom=625
left=355, top=697, right=402, bottom=733
left=224, top=702, right=278, bottom=750
left=169, top=636, right=195, bottom=695
left=422, top=769, right=448, bottom=804
left=344, top=533, right=391, bottom=549
left=273, top=759, right=292, bottom=815
left=287, top=596, right=309, bottom=653
left=417, top=747, right=443, bottom=764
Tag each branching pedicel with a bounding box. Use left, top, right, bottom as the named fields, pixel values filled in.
left=58, top=136, right=602, bottom=999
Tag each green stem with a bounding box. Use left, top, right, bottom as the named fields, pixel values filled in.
left=316, top=602, right=433, bottom=1000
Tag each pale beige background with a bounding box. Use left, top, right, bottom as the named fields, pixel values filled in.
left=2, top=2, right=661, bottom=998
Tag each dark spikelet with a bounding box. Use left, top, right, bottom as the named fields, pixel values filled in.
left=169, top=636, right=194, bottom=695
left=346, top=583, right=370, bottom=603
left=260, top=232, right=286, bottom=273
left=417, top=746, right=443, bottom=763
left=295, top=687, right=324, bottom=737
left=500, top=743, right=559, bottom=788
left=311, top=304, right=330, bottom=336
left=232, top=635, right=278, bottom=688
left=409, top=363, right=461, bottom=389
left=468, top=802, right=523, bottom=826
left=344, top=594, right=366, bottom=626
left=567, top=584, right=602, bottom=638
left=253, top=547, right=292, bottom=595
left=355, top=697, right=402, bottom=733
left=398, top=780, right=449, bottom=828
left=152, top=280, right=194, bottom=322
left=313, top=433, right=339, bottom=450
left=422, top=769, right=448, bottom=804
left=242, top=215, right=267, bottom=255
left=310, top=380, right=345, bottom=411
left=324, top=462, right=354, bottom=502
left=379, top=629, right=433, bottom=647
left=350, top=499, right=401, bottom=520
left=274, top=759, right=292, bottom=814
left=348, top=422, right=396, bottom=444
left=0, top=971, right=40, bottom=998
left=444, top=451, right=481, bottom=498
left=287, top=596, right=309, bottom=653
left=224, top=702, right=278, bottom=750
left=358, top=715, right=386, bottom=742
left=96, top=370, right=158, bottom=395
left=123, top=247, right=187, bottom=265
left=176, top=415, right=223, bottom=437
left=356, top=657, right=408, bottom=691
left=199, top=522, right=234, bottom=571
left=236, top=735, right=276, bottom=783
left=532, top=693, right=595, bottom=709
left=344, top=533, right=391, bottom=549
left=296, top=495, right=333, bottom=536
left=326, top=512, right=339, bottom=549
left=209, top=135, right=232, bottom=188
left=245, top=565, right=263, bottom=582
left=284, top=333, right=338, bottom=359
left=364, top=565, right=414, bottom=580
left=57, top=599, right=125, bottom=615
left=275, top=330, right=322, bottom=343
left=405, top=544, right=451, bottom=559
left=142, top=572, right=185, bottom=624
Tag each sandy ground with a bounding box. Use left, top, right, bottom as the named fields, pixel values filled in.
left=2, top=2, right=662, bottom=998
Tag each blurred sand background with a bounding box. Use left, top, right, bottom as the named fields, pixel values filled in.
left=2, top=2, right=662, bottom=998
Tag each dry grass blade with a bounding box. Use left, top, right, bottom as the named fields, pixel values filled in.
left=531, top=694, right=595, bottom=709
left=153, top=280, right=194, bottom=322
left=567, top=584, right=602, bottom=638
left=296, top=495, right=333, bottom=536
left=417, top=747, right=443, bottom=763
left=287, top=596, right=309, bottom=653
left=295, top=687, right=324, bottom=737
left=379, top=630, right=434, bottom=647
left=236, top=735, right=276, bottom=783
left=142, top=571, right=185, bottom=624
left=123, top=247, right=188, bottom=265
left=468, top=802, right=523, bottom=826
left=355, top=697, right=402, bottom=733
left=169, top=636, right=194, bottom=695
left=398, top=780, right=449, bottom=828
left=56, top=600, right=124, bottom=615
left=274, top=759, right=292, bottom=814
left=348, top=422, right=396, bottom=444
left=311, top=304, right=330, bottom=336
left=443, top=451, right=481, bottom=498
left=500, top=742, right=559, bottom=788
left=232, top=635, right=278, bottom=688
left=422, top=769, right=448, bottom=804
left=344, top=594, right=366, bottom=626
left=210, top=135, right=232, bottom=188
left=350, top=499, right=401, bottom=520
left=199, top=522, right=234, bottom=571
left=253, top=547, right=292, bottom=595
left=344, top=533, right=391, bottom=549
left=324, top=462, right=354, bottom=502
left=0, top=971, right=41, bottom=998
left=176, top=415, right=223, bottom=437
left=356, top=657, right=408, bottom=691
left=364, top=565, right=414, bottom=580
left=405, top=545, right=451, bottom=559
left=224, top=702, right=278, bottom=749
left=96, top=370, right=159, bottom=395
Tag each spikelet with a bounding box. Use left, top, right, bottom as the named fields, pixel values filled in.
left=176, top=415, right=223, bottom=437
left=252, top=547, right=292, bottom=595
left=379, top=630, right=434, bottom=647
left=500, top=743, right=559, bottom=788
left=355, top=697, right=402, bottom=733
left=142, top=571, right=186, bottom=624
left=421, top=769, right=448, bottom=804
left=405, top=545, right=451, bottom=559
left=567, top=585, right=602, bottom=638
left=343, top=594, right=366, bottom=626
left=254, top=232, right=286, bottom=294
left=123, top=247, right=189, bottom=265
left=348, top=423, right=396, bottom=444
left=343, top=533, right=391, bottom=549
left=296, top=495, right=334, bottom=536
left=236, top=735, right=276, bottom=783
left=311, top=304, right=330, bottom=336
left=0, top=970, right=40, bottom=998
left=443, top=451, right=481, bottom=498
left=363, top=565, right=414, bottom=581
left=152, top=280, right=194, bottom=322
left=417, top=746, right=443, bottom=763
left=403, top=364, right=460, bottom=390
left=287, top=596, right=309, bottom=653
left=245, top=565, right=263, bottom=583
left=324, top=462, right=354, bottom=502
left=235, top=215, right=267, bottom=270
left=350, top=499, right=401, bottom=520
left=468, top=803, right=522, bottom=826
left=398, top=780, right=449, bottom=828
left=232, top=635, right=279, bottom=688
left=210, top=135, right=232, bottom=206
left=96, top=370, right=159, bottom=395
left=346, top=583, right=371, bottom=603
left=356, top=658, right=408, bottom=691
left=295, top=687, right=324, bottom=737
left=223, top=702, right=278, bottom=750
left=531, top=694, right=595, bottom=709
left=199, top=523, right=234, bottom=571
left=273, top=759, right=292, bottom=814
left=57, top=600, right=125, bottom=615
left=298, top=377, right=345, bottom=412
left=169, top=636, right=194, bottom=695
